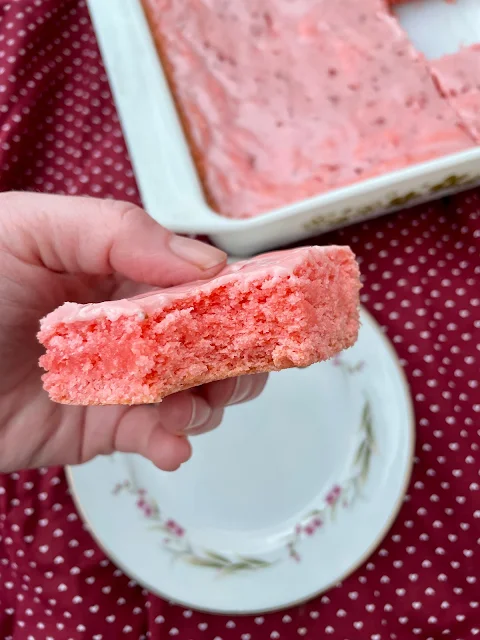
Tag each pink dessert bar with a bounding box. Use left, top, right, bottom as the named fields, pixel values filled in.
left=38, top=246, right=361, bottom=406
left=430, top=45, right=480, bottom=143
left=142, top=0, right=474, bottom=219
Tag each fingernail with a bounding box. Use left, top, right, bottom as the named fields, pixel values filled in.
left=185, top=396, right=212, bottom=431
left=226, top=376, right=253, bottom=406
left=169, top=235, right=226, bottom=271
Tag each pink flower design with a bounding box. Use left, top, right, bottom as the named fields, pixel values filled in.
left=325, top=485, right=342, bottom=505
left=112, top=479, right=130, bottom=495
left=166, top=519, right=185, bottom=537
left=144, top=505, right=153, bottom=517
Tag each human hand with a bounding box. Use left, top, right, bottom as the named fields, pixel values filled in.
left=0, top=192, right=267, bottom=473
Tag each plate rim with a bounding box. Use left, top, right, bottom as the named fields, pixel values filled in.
left=66, top=306, right=416, bottom=615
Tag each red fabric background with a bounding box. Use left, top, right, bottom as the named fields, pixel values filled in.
left=0, top=2, right=479, bottom=639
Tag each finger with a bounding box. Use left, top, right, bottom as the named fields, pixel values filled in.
left=241, top=373, right=269, bottom=403
left=155, top=391, right=213, bottom=435
left=114, top=405, right=192, bottom=471
left=0, top=192, right=226, bottom=287
left=184, top=406, right=225, bottom=437
left=202, top=373, right=269, bottom=409
left=154, top=391, right=228, bottom=437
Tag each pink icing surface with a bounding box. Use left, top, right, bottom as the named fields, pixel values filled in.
left=40, top=246, right=344, bottom=326
left=143, top=0, right=475, bottom=219
left=430, top=45, right=480, bottom=143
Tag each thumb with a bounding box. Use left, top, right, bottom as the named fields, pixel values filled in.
left=0, top=192, right=227, bottom=287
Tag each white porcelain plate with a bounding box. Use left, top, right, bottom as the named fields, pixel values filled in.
left=67, top=308, right=415, bottom=614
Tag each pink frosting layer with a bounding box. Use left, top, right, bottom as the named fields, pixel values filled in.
left=41, top=246, right=350, bottom=326
left=144, top=0, right=474, bottom=219
left=430, top=45, right=480, bottom=143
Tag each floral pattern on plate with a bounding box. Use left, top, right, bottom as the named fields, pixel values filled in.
left=112, top=360, right=375, bottom=575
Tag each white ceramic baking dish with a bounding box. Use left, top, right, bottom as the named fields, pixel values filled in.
left=87, top=0, right=480, bottom=256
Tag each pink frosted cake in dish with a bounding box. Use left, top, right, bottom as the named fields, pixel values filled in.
left=430, top=45, right=480, bottom=143
left=38, top=246, right=361, bottom=406
left=142, top=0, right=475, bottom=219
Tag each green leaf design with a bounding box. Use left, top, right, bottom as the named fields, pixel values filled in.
left=360, top=448, right=371, bottom=485
left=362, top=401, right=375, bottom=444
left=360, top=401, right=369, bottom=428
left=239, top=556, right=273, bottom=568
left=218, top=563, right=252, bottom=576
left=388, top=191, right=419, bottom=208
left=185, top=554, right=272, bottom=573
left=354, top=440, right=367, bottom=466
left=185, top=556, right=226, bottom=569
left=203, top=550, right=231, bottom=565
left=429, top=174, right=465, bottom=192
left=303, top=173, right=480, bottom=235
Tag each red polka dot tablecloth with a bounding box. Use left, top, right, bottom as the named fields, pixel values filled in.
left=0, top=2, right=479, bottom=639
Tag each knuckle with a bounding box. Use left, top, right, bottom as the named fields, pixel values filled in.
left=105, top=199, right=146, bottom=224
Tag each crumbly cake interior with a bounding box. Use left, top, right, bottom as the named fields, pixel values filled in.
left=39, top=250, right=360, bottom=405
